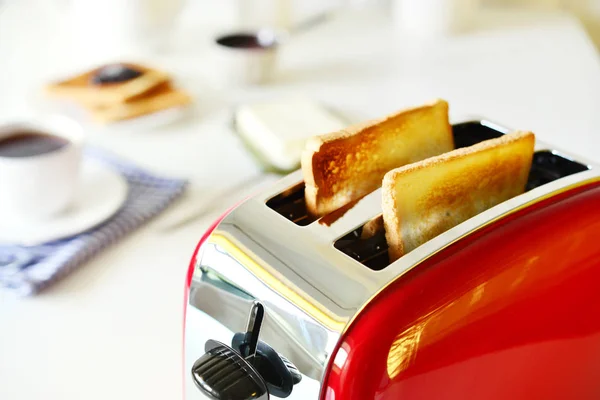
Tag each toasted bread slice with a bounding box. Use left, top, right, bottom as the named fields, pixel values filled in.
left=382, top=131, right=535, bottom=261
left=301, top=99, right=453, bottom=217
left=85, top=82, right=191, bottom=123
left=45, top=63, right=169, bottom=105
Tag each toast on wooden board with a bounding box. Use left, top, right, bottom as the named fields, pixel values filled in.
left=382, top=130, right=535, bottom=261
left=301, top=99, right=453, bottom=217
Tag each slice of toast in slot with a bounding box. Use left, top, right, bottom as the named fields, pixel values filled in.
left=382, top=131, right=535, bottom=262
left=45, top=63, right=169, bottom=106
left=301, top=99, right=454, bottom=217
left=361, top=215, right=384, bottom=240
left=85, top=82, right=192, bottom=123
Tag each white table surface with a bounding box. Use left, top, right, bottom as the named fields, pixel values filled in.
left=1, top=1, right=600, bottom=399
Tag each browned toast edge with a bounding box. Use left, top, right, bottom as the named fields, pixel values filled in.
left=301, top=99, right=451, bottom=217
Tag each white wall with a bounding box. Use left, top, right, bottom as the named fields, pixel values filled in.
left=483, top=0, right=600, bottom=47
left=233, top=0, right=600, bottom=48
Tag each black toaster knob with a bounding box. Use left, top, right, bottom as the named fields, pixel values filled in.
left=191, top=339, right=269, bottom=400
left=279, top=354, right=302, bottom=387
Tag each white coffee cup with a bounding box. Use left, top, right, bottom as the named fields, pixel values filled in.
left=213, top=30, right=280, bottom=86
left=0, top=116, right=84, bottom=222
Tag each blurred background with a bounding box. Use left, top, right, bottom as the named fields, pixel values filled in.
left=2, top=0, right=600, bottom=399
left=487, top=0, right=600, bottom=46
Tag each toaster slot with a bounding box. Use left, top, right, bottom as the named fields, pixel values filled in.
left=334, top=221, right=389, bottom=271
left=452, top=121, right=505, bottom=149
left=267, top=122, right=590, bottom=232
left=451, top=122, right=590, bottom=189
left=334, top=151, right=590, bottom=271
left=266, top=182, right=317, bottom=226
left=526, top=151, right=589, bottom=190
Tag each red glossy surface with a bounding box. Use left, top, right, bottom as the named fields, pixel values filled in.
left=322, top=182, right=600, bottom=400
left=184, top=213, right=227, bottom=297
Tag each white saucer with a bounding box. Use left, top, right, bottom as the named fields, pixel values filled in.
left=0, top=160, right=128, bottom=246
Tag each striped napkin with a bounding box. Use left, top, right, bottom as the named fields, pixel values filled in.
left=0, top=149, right=187, bottom=296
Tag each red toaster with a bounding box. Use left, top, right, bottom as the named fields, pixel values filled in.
left=184, top=120, right=600, bottom=400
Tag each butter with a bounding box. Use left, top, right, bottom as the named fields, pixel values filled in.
left=235, top=99, right=347, bottom=171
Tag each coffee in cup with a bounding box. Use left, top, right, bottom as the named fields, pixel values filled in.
left=0, top=116, right=84, bottom=222
left=0, top=130, right=70, bottom=158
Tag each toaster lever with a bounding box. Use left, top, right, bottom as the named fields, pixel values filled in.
left=232, top=302, right=301, bottom=398
left=242, top=301, right=265, bottom=363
